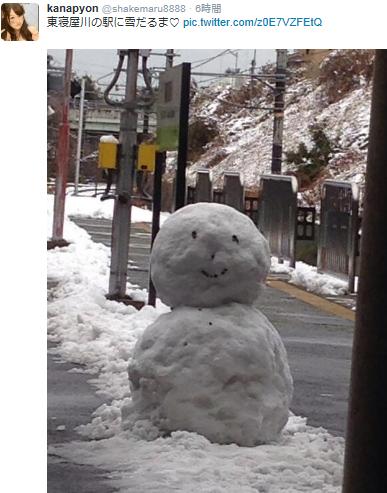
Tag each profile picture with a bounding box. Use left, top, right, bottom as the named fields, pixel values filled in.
left=1, top=3, right=39, bottom=41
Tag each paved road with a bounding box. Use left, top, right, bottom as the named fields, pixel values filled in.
left=259, top=286, right=353, bottom=436
left=47, top=342, right=116, bottom=493
left=71, top=216, right=152, bottom=290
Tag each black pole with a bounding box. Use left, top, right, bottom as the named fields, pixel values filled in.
left=175, top=62, right=191, bottom=210
left=148, top=151, right=165, bottom=306
left=342, top=50, right=387, bottom=493
left=271, top=49, right=287, bottom=174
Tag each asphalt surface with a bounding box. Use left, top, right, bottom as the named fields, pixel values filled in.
left=71, top=216, right=152, bottom=290
left=47, top=344, right=116, bottom=493
left=259, top=285, right=353, bottom=436
left=47, top=216, right=355, bottom=491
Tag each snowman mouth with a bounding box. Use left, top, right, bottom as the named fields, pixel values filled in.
left=201, top=268, right=228, bottom=279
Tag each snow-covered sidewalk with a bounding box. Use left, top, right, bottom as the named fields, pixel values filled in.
left=47, top=198, right=345, bottom=492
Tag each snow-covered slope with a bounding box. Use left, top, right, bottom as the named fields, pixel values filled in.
left=184, top=50, right=372, bottom=204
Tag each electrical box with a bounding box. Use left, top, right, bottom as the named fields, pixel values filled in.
left=98, top=135, right=119, bottom=169
left=137, top=144, right=158, bottom=172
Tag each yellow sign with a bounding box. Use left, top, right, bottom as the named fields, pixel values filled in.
left=137, top=144, right=158, bottom=172
left=98, top=140, right=118, bottom=169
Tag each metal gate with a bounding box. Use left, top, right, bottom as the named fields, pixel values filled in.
left=186, top=186, right=196, bottom=204
left=213, top=189, right=224, bottom=203
left=297, top=207, right=316, bottom=241
left=317, top=180, right=360, bottom=292
left=258, top=175, right=298, bottom=267
left=245, top=195, right=259, bottom=224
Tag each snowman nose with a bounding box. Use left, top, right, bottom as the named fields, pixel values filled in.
left=211, top=253, right=216, bottom=260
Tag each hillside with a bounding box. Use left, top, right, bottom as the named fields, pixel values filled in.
left=182, top=50, right=374, bottom=205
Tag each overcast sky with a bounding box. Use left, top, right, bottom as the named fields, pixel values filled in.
left=48, top=49, right=277, bottom=88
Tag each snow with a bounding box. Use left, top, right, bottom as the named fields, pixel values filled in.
left=151, top=203, right=271, bottom=307
left=100, top=134, right=119, bottom=143
left=289, top=262, right=348, bottom=296
left=46, top=193, right=169, bottom=229
left=270, top=258, right=349, bottom=297
left=51, top=418, right=344, bottom=493
left=47, top=197, right=346, bottom=491
left=126, top=303, right=292, bottom=446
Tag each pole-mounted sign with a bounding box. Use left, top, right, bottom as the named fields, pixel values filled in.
left=156, top=63, right=191, bottom=210
left=157, top=64, right=186, bottom=151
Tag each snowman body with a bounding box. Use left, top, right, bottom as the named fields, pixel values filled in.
left=127, top=203, right=293, bottom=446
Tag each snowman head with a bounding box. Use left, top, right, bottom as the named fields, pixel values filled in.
left=151, top=202, right=270, bottom=308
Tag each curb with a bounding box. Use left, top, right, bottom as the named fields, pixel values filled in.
left=267, top=276, right=356, bottom=322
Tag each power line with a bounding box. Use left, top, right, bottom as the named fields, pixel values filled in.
left=192, top=49, right=234, bottom=69
left=190, top=49, right=229, bottom=66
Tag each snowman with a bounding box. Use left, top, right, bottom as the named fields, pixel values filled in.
left=125, top=202, right=293, bottom=447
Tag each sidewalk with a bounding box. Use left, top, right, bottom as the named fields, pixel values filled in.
left=47, top=280, right=117, bottom=493
left=47, top=343, right=117, bottom=493
left=268, top=269, right=357, bottom=315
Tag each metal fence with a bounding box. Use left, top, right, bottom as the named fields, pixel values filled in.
left=317, top=180, right=360, bottom=292
left=223, top=172, right=245, bottom=211
left=186, top=172, right=360, bottom=292
left=296, top=207, right=316, bottom=241
left=245, top=195, right=259, bottom=224
left=258, top=175, right=298, bottom=268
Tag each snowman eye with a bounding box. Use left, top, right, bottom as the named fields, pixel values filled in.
left=192, top=231, right=197, bottom=239
left=232, top=235, right=239, bottom=244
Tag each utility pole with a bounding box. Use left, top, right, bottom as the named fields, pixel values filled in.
left=107, top=50, right=139, bottom=299
left=142, top=111, right=149, bottom=135
left=51, top=49, right=73, bottom=245
left=165, top=49, right=179, bottom=210
left=250, top=49, right=257, bottom=99
left=250, top=50, right=257, bottom=81
left=74, top=76, right=86, bottom=195
left=342, top=49, right=387, bottom=493
left=174, top=62, right=191, bottom=210
left=166, top=49, right=174, bottom=69
left=271, top=49, right=287, bottom=174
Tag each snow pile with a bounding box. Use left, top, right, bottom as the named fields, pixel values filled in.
left=51, top=415, right=344, bottom=493
left=48, top=206, right=344, bottom=491
left=48, top=210, right=169, bottom=438
left=47, top=215, right=162, bottom=396
left=128, top=203, right=293, bottom=446
left=151, top=202, right=270, bottom=307
left=270, top=256, right=294, bottom=275
left=270, top=257, right=349, bottom=296
left=289, top=262, right=348, bottom=296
